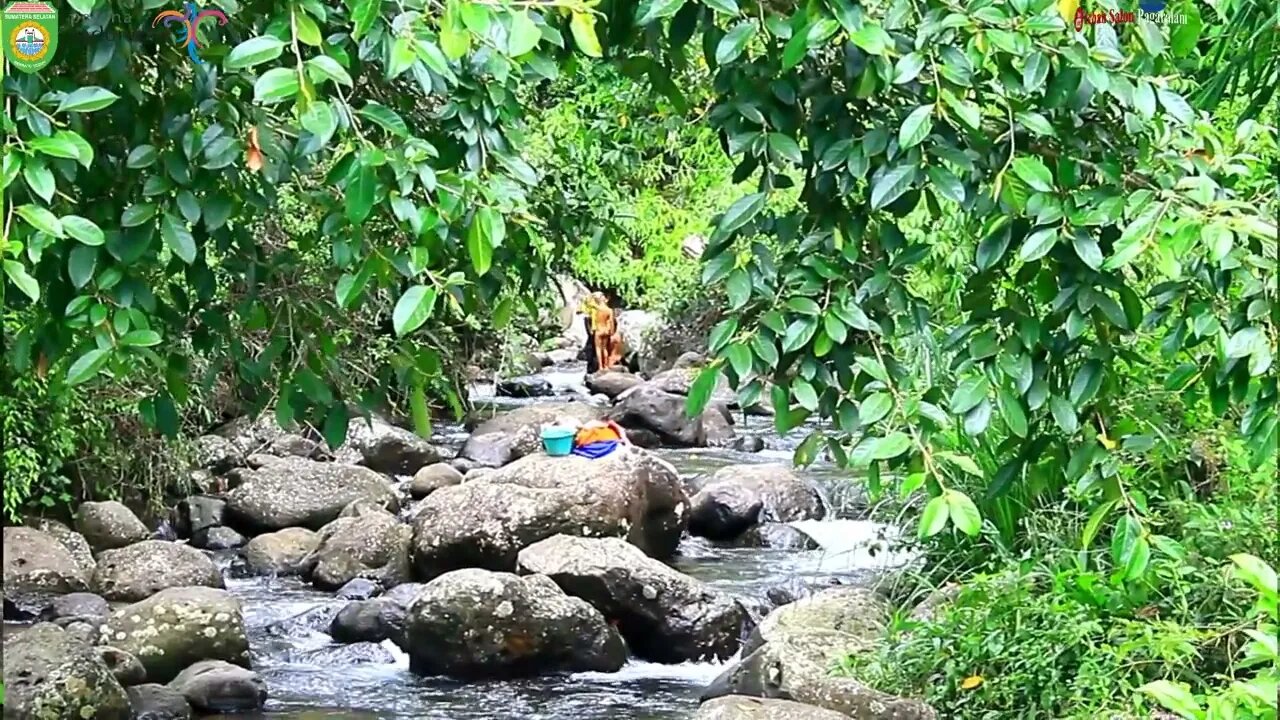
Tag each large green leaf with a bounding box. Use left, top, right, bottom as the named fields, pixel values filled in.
left=392, top=285, right=439, bottom=337
left=62, top=215, right=104, bottom=246
left=346, top=162, right=376, bottom=226
left=718, top=192, right=767, bottom=234
left=950, top=375, right=989, bottom=414
left=254, top=68, right=300, bottom=102
left=56, top=86, right=120, bottom=113
left=66, top=347, right=111, bottom=386
left=638, top=0, right=687, bottom=25
left=898, top=104, right=934, bottom=149
left=507, top=11, right=542, bottom=56
left=161, top=213, right=196, bottom=264
left=715, top=21, right=757, bottom=64
left=225, top=37, right=286, bottom=70
left=870, top=164, right=915, bottom=210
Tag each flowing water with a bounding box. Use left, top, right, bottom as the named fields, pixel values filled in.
left=16, top=363, right=913, bottom=719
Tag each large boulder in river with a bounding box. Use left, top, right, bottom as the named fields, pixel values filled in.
left=585, top=370, right=645, bottom=399
left=241, top=527, right=321, bottom=576
left=127, top=683, right=193, bottom=720
left=168, top=660, right=267, bottom=713
left=2, top=622, right=132, bottom=719
left=304, top=509, right=412, bottom=590
left=609, top=384, right=734, bottom=447
left=28, top=518, right=96, bottom=578
left=702, top=588, right=936, bottom=719
left=3, top=526, right=91, bottom=617
left=331, top=582, right=426, bottom=645
left=410, top=446, right=688, bottom=579
left=408, top=463, right=463, bottom=499
left=517, top=535, right=750, bottom=663
left=457, top=402, right=605, bottom=468
left=103, top=586, right=250, bottom=684
left=223, top=457, right=398, bottom=533
left=404, top=568, right=626, bottom=678
left=496, top=375, right=554, bottom=398
left=75, top=500, right=152, bottom=552
left=92, top=541, right=223, bottom=602
left=173, top=496, right=226, bottom=539
left=689, top=464, right=826, bottom=542
left=334, top=414, right=442, bottom=475
left=696, top=696, right=849, bottom=720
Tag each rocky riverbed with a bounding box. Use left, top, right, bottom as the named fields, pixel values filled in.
left=2, top=360, right=934, bottom=719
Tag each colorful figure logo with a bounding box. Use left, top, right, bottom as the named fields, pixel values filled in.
left=152, top=2, right=227, bottom=64
left=2, top=1, right=58, bottom=73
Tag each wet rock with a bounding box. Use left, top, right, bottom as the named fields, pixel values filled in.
left=449, top=457, right=479, bottom=475
left=335, top=414, right=442, bottom=475
left=404, top=569, right=626, bottom=679
left=59, top=617, right=105, bottom=646
left=617, top=309, right=664, bottom=374
left=168, top=659, right=267, bottom=713
left=409, top=463, right=464, bottom=499
left=103, top=586, right=249, bottom=684
left=649, top=368, right=734, bottom=404
left=672, top=351, right=707, bottom=369
left=689, top=464, right=825, bottom=542
left=75, top=500, right=152, bottom=553
left=296, top=642, right=396, bottom=666
left=151, top=519, right=179, bottom=542
left=98, top=644, right=147, bottom=685
left=191, top=525, right=247, bottom=550
left=703, top=406, right=738, bottom=446
left=174, top=496, right=226, bottom=539
left=304, top=510, right=412, bottom=590
left=411, top=446, right=688, bottom=580
left=733, top=436, right=766, bottom=453
left=262, top=604, right=343, bottom=638
left=29, top=518, right=96, bottom=578
left=497, top=375, right=554, bottom=398
left=696, top=696, right=849, bottom=720
left=92, top=540, right=223, bottom=602
left=195, top=434, right=243, bottom=473
left=585, top=370, right=645, bottom=399
left=211, top=413, right=293, bottom=456
left=610, top=384, right=733, bottom=447
left=702, top=588, right=936, bottom=719
left=735, top=524, right=820, bottom=551
left=43, top=591, right=110, bottom=622
left=267, top=433, right=328, bottom=460
left=3, top=526, right=91, bottom=617
left=242, top=527, right=322, bottom=576
left=337, top=577, right=383, bottom=600
left=330, top=599, right=395, bottom=644
left=456, top=402, right=605, bottom=468
left=224, top=457, right=398, bottom=533
left=546, top=348, right=578, bottom=365
left=1, top=622, right=132, bottom=719
left=517, top=535, right=750, bottom=663
left=127, top=683, right=193, bottom=720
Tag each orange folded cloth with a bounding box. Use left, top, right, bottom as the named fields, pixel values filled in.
left=574, top=420, right=624, bottom=447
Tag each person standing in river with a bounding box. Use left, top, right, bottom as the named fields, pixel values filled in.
left=581, top=292, right=622, bottom=373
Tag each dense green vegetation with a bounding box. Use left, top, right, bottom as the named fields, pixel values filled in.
left=1, top=0, right=1275, bottom=717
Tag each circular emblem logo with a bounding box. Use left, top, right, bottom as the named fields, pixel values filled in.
left=9, top=20, right=48, bottom=62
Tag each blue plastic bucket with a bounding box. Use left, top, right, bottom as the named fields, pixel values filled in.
left=541, top=427, right=575, bottom=456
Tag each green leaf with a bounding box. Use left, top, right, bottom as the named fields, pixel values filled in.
left=892, top=52, right=925, bottom=84
left=62, top=215, right=104, bottom=246
left=997, top=386, right=1028, bottom=438
left=357, top=103, right=409, bottom=137
left=870, top=432, right=912, bottom=460
left=294, top=11, right=323, bottom=45
left=16, top=204, right=63, bottom=237
left=781, top=317, right=818, bottom=354
left=1138, top=681, right=1203, bottom=719
left=1019, top=226, right=1058, bottom=261
left=467, top=210, right=495, bottom=275
left=1225, top=327, right=1262, bottom=359
left=119, top=330, right=162, bottom=347
left=4, top=260, right=40, bottom=301
left=1050, top=395, right=1079, bottom=434
left=306, top=55, right=354, bottom=86
left=823, top=313, right=848, bottom=344
left=638, top=0, right=687, bottom=25
left=66, top=347, right=111, bottom=386
left=225, top=36, right=286, bottom=70
left=708, top=318, right=739, bottom=353
left=719, top=192, right=767, bottom=234
left=768, top=133, right=803, bottom=165
left=792, top=378, right=819, bottom=411
left=56, top=86, right=119, bottom=114
left=1111, top=514, right=1143, bottom=568
left=392, top=284, right=438, bottom=337
left=726, top=268, right=751, bottom=310
left=29, top=134, right=81, bottom=161
left=859, top=393, right=893, bottom=425
left=751, top=334, right=779, bottom=368
left=387, top=36, right=417, bottom=79
left=161, top=213, right=197, bottom=264
left=1156, top=88, right=1194, bottom=125
left=570, top=11, right=603, bottom=57
left=686, top=364, right=721, bottom=418
left=945, top=490, right=981, bottom=536
left=254, top=68, right=300, bottom=102
left=786, top=297, right=821, bottom=315
left=716, top=20, right=757, bottom=64
left=938, top=451, right=982, bottom=477
left=975, top=224, right=1012, bottom=271
left=2, top=150, right=21, bottom=190
left=323, top=403, right=350, bottom=449
left=702, top=0, right=739, bottom=16
left=725, top=343, right=752, bottom=378
left=1011, top=157, right=1053, bottom=192
left=898, top=104, right=934, bottom=149
left=22, top=159, right=55, bottom=202
left=1082, top=499, right=1118, bottom=549
left=850, top=22, right=891, bottom=55
left=1069, top=359, right=1103, bottom=408
left=870, top=164, right=915, bottom=210
left=459, top=3, right=491, bottom=34
left=507, top=10, right=542, bottom=55
left=1072, top=233, right=1104, bottom=270
left=918, top=494, right=949, bottom=538
left=351, top=0, right=380, bottom=40
left=950, top=375, right=989, bottom=414
left=1022, top=51, right=1049, bottom=92
left=781, top=28, right=810, bottom=70
left=1230, top=553, right=1278, bottom=597
left=126, top=144, right=158, bottom=169
left=346, top=162, right=376, bottom=226
left=926, top=166, right=965, bottom=203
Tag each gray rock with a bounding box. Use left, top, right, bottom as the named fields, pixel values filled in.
left=702, top=588, right=936, bottom=719
left=546, top=348, right=578, bottom=365
left=191, top=525, right=246, bottom=550
left=97, top=644, right=147, bottom=685
left=696, top=696, right=850, bottom=720
left=2, top=622, right=132, bottom=719
left=335, top=415, right=442, bottom=475
left=195, top=434, right=243, bottom=473
left=75, top=501, right=151, bottom=552
left=404, top=569, right=626, bottom=679
left=337, top=577, right=382, bottom=600
left=211, top=413, right=294, bottom=456
left=242, top=527, right=321, bottom=576
left=43, top=591, right=110, bottom=622
left=331, top=581, right=424, bottom=646
left=29, top=518, right=96, bottom=578
left=168, top=659, right=266, bottom=713
left=585, top=370, right=645, bottom=399
left=266, top=433, right=328, bottom=460
left=304, top=511, right=412, bottom=590
left=102, top=586, right=250, bottom=684
left=610, top=384, right=733, bottom=447
left=411, top=446, right=688, bottom=580
left=456, top=402, right=605, bottom=468
left=408, top=463, right=464, bottom=499
left=497, top=375, right=554, bottom=398
left=689, top=464, right=825, bottom=541
left=127, top=683, right=192, bottom=720
left=737, top=524, right=820, bottom=551
left=92, top=541, right=223, bottom=602
left=517, top=535, right=750, bottom=663
left=174, top=496, right=226, bottom=539
left=672, top=351, right=707, bottom=369
left=296, top=642, right=396, bottom=666
left=733, top=436, right=766, bottom=453
left=3, top=526, right=91, bottom=617
left=224, top=457, right=398, bottom=533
